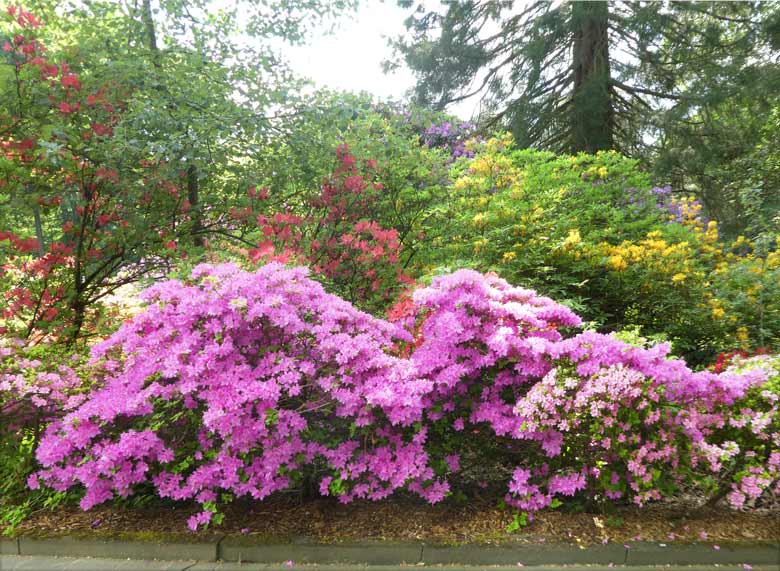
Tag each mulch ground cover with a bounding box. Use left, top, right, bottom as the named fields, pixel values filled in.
left=5, top=495, right=779, bottom=546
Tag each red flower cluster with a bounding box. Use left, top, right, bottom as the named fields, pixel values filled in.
left=712, top=347, right=772, bottom=373
left=242, top=145, right=411, bottom=309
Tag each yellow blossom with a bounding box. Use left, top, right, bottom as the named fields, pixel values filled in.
left=453, top=177, right=471, bottom=191
left=608, top=255, right=628, bottom=271
left=563, top=229, right=582, bottom=248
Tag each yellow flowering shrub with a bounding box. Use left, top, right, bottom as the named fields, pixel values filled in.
left=420, top=134, right=780, bottom=364
left=575, top=208, right=780, bottom=359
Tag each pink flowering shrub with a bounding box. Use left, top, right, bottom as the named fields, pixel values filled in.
left=396, top=274, right=775, bottom=514
left=508, top=334, right=773, bottom=512
left=699, top=354, right=780, bottom=508
left=27, top=264, right=780, bottom=529
left=30, top=263, right=440, bottom=530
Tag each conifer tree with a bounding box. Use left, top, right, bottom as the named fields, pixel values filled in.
left=390, top=1, right=780, bottom=155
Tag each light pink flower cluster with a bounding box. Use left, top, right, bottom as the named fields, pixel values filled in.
left=716, top=355, right=780, bottom=508
left=27, top=264, right=779, bottom=528
left=1, top=341, right=87, bottom=435
left=399, top=273, right=774, bottom=513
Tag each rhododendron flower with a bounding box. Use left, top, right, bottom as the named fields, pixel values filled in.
left=60, top=73, right=80, bottom=89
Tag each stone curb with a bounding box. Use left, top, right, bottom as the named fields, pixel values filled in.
left=220, top=539, right=423, bottom=565
left=420, top=543, right=628, bottom=565
left=1, top=537, right=20, bottom=555
left=623, top=542, right=779, bottom=566
left=8, top=536, right=779, bottom=566
left=17, top=536, right=220, bottom=562
left=3, top=560, right=780, bottom=571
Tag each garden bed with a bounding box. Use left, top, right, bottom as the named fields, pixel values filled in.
left=5, top=496, right=779, bottom=547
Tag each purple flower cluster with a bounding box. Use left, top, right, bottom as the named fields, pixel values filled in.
left=649, top=186, right=711, bottom=227
left=420, top=121, right=476, bottom=160
left=30, top=263, right=443, bottom=527
left=26, top=264, right=779, bottom=528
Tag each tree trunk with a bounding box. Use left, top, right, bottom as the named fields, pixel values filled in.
left=68, top=297, right=85, bottom=345
left=187, top=163, right=204, bottom=247
left=571, top=0, right=613, bottom=153
left=143, top=0, right=203, bottom=249
left=32, top=203, right=45, bottom=257
left=141, top=0, right=161, bottom=67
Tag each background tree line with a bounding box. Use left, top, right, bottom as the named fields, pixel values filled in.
left=391, top=0, right=780, bottom=239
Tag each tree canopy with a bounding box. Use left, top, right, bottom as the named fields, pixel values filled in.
left=391, top=1, right=780, bottom=155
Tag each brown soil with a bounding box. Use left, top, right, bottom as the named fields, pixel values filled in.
left=6, top=495, right=779, bottom=546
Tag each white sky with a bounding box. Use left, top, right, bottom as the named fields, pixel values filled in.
left=284, top=2, right=414, bottom=100
left=278, top=1, right=476, bottom=119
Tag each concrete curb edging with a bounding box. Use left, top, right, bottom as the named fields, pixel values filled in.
left=5, top=535, right=779, bottom=566
left=623, top=542, right=779, bottom=566
left=220, top=540, right=424, bottom=565
left=17, top=536, right=221, bottom=562
left=0, top=537, right=20, bottom=555
left=419, top=543, right=628, bottom=566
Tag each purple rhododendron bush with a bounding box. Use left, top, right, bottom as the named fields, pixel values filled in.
left=17, top=263, right=780, bottom=530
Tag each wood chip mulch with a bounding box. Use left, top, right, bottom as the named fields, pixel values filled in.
left=6, top=495, right=779, bottom=546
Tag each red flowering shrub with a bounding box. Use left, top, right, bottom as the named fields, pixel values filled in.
left=0, top=6, right=207, bottom=343
left=711, top=347, right=772, bottom=373
left=246, top=145, right=413, bottom=311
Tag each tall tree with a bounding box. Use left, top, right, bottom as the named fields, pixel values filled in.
left=390, top=1, right=780, bottom=155
left=650, top=5, right=780, bottom=238
left=0, top=0, right=355, bottom=341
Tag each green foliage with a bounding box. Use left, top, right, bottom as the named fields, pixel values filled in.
left=422, top=134, right=655, bottom=310
left=656, top=88, right=780, bottom=240
left=505, top=510, right=529, bottom=533
left=0, top=0, right=361, bottom=342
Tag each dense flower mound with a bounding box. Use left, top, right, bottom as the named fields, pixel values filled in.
left=402, top=269, right=582, bottom=434
left=28, top=264, right=780, bottom=529
left=398, top=274, right=776, bottom=514
left=31, top=263, right=439, bottom=529
left=716, top=354, right=780, bottom=508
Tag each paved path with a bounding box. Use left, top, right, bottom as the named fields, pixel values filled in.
left=2, top=556, right=779, bottom=571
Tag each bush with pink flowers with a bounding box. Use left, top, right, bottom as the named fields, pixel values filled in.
left=22, top=264, right=780, bottom=530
